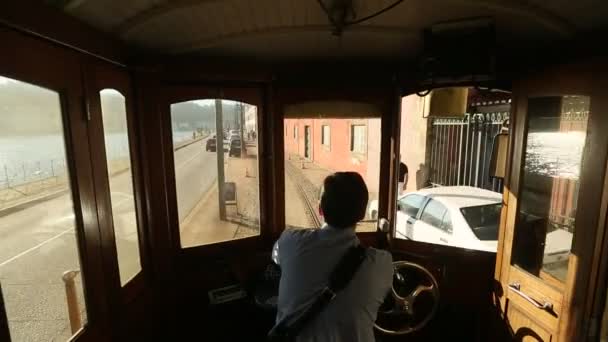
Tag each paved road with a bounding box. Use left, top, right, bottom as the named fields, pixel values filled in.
left=0, top=137, right=217, bottom=341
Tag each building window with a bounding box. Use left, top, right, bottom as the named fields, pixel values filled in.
left=321, top=125, right=331, bottom=147
left=350, top=124, right=366, bottom=154
left=294, top=125, right=298, bottom=139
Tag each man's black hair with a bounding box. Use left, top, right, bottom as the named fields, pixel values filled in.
left=320, top=172, right=369, bottom=229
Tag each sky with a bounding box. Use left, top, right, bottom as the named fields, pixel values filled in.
left=194, top=99, right=238, bottom=107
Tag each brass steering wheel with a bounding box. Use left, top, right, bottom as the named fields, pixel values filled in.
left=374, top=261, right=440, bottom=335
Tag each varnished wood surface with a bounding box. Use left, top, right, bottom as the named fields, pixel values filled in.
left=496, top=58, right=608, bottom=342
left=0, top=26, right=114, bottom=340
left=0, top=0, right=129, bottom=66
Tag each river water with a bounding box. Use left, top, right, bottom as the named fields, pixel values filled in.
left=0, top=131, right=193, bottom=188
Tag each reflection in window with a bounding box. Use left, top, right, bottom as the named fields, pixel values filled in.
left=0, top=75, right=87, bottom=340
left=171, top=100, right=260, bottom=247
left=284, top=118, right=381, bottom=232
left=99, top=89, right=141, bottom=285
left=512, top=96, right=589, bottom=284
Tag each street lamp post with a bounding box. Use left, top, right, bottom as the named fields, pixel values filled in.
left=240, top=103, right=246, bottom=155
left=215, top=99, right=226, bottom=220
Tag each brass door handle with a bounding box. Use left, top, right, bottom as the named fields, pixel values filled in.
left=508, top=283, right=554, bottom=311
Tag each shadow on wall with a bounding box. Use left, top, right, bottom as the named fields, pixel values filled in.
left=416, top=163, right=431, bottom=190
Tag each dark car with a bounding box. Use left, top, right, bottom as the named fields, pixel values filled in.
left=229, top=139, right=242, bottom=157
left=206, top=136, right=217, bottom=152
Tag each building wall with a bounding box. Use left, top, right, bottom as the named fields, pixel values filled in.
left=284, top=118, right=381, bottom=192
left=399, top=94, right=431, bottom=193
left=244, top=104, right=257, bottom=134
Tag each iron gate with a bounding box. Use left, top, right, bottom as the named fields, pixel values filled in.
left=428, top=112, right=509, bottom=193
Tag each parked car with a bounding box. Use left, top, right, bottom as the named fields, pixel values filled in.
left=206, top=135, right=217, bottom=151
left=229, top=130, right=241, bottom=141
left=229, top=138, right=243, bottom=157
left=392, top=186, right=502, bottom=252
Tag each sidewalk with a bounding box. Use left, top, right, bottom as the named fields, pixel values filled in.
left=180, top=141, right=260, bottom=247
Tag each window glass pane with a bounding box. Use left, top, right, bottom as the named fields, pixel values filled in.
left=0, top=75, right=87, bottom=340
left=171, top=100, right=260, bottom=247
left=441, top=211, right=453, bottom=233
left=395, top=90, right=509, bottom=252
left=512, top=95, right=589, bottom=284
left=398, top=194, right=425, bottom=217
left=350, top=125, right=366, bottom=153
left=284, top=117, right=381, bottom=232
left=420, top=199, right=447, bottom=228
left=321, top=125, right=330, bottom=147
left=99, top=89, right=141, bottom=285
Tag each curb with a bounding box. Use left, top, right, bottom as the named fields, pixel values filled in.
left=0, top=134, right=210, bottom=217
left=0, top=188, right=69, bottom=218
left=180, top=179, right=218, bottom=231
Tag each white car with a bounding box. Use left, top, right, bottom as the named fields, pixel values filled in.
left=395, top=186, right=503, bottom=252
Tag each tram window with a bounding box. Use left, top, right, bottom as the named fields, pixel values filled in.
left=284, top=117, right=381, bottom=232
left=171, top=100, right=260, bottom=248
left=99, top=89, right=141, bottom=285
left=512, top=96, right=589, bottom=284
left=395, top=89, right=510, bottom=253
left=0, top=76, right=87, bottom=340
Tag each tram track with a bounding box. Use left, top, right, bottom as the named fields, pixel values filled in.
left=285, top=160, right=322, bottom=229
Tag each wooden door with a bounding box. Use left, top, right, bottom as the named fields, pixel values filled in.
left=495, top=59, right=608, bottom=341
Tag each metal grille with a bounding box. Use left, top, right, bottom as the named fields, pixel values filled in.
left=428, top=112, right=509, bottom=193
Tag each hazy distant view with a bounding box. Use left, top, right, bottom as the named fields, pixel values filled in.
left=171, top=100, right=244, bottom=134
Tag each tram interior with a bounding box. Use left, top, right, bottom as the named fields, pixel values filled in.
left=1, top=1, right=608, bottom=341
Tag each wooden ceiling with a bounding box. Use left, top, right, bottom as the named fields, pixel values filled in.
left=46, top=0, right=608, bottom=61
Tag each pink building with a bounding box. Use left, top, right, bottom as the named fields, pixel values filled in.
left=284, top=118, right=381, bottom=194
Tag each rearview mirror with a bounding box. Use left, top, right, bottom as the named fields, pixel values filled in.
left=489, top=131, right=509, bottom=179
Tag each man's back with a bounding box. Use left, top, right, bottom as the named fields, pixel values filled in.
left=274, top=226, right=393, bottom=342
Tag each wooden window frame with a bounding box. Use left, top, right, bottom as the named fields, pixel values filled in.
left=274, top=86, right=399, bottom=238
left=159, top=85, right=272, bottom=258
left=0, top=26, right=115, bottom=340
left=84, top=59, right=149, bottom=303
left=494, top=59, right=608, bottom=341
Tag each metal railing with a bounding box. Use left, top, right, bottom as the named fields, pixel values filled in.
left=428, top=112, right=509, bottom=193
left=1, top=159, right=68, bottom=190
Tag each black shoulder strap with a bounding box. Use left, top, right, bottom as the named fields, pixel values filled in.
left=268, top=245, right=368, bottom=341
